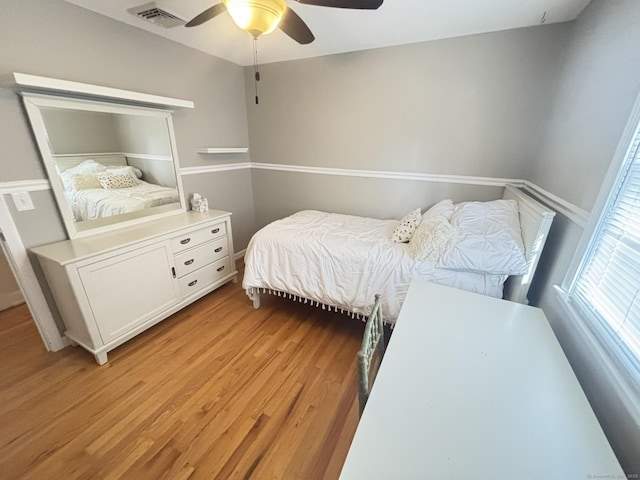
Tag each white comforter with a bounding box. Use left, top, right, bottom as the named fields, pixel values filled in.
left=243, top=210, right=504, bottom=323
left=66, top=181, right=179, bottom=221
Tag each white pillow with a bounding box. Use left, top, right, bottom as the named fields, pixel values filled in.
left=97, top=172, right=138, bottom=189
left=437, top=199, right=528, bottom=275
left=391, top=208, right=422, bottom=243
left=422, top=199, right=455, bottom=221
left=409, top=216, right=457, bottom=261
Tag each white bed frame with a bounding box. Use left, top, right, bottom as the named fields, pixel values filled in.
left=52, top=153, right=128, bottom=173
left=248, top=185, right=555, bottom=312
left=502, top=185, right=555, bottom=304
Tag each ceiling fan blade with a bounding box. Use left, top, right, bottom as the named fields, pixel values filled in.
left=279, top=7, right=315, bottom=45
left=185, top=3, right=227, bottom=27
left=293, top=0, right=382, bottom=9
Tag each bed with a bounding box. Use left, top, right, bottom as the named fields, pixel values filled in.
left=242, top=186, right=555, bottom=324
left=53, top=154, right=179, bottom=221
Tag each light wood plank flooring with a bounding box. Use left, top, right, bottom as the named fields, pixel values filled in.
left=0, top=266, right=364, bottom=479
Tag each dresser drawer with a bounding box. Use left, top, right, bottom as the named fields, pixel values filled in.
left=171, top=222, right=227, bottom=253
left=174, top=237, right=228, bottom=278
left=178, top=257, right=231, bottom=297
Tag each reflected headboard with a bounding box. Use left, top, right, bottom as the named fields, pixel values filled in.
left=52, top=153, right=128, bottom=173
left=502, top=185, right=556, bottom=305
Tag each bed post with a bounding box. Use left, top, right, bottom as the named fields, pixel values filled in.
left=248, top=290, right=261, bottom=309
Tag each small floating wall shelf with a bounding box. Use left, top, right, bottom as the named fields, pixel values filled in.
left=197, top=147, right=249, bottom=154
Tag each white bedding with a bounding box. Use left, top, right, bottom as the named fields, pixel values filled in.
left=242, top=210, right=505, bottom=324
left=65, top=180, right=179, bottom=221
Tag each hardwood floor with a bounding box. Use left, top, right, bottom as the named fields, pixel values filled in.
left=0, top=266, right=364, bottom=479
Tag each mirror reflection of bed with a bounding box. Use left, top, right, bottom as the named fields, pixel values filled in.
left=22, top=93, right=186, bottom=238
left=55, top=154, right=179, bottom=222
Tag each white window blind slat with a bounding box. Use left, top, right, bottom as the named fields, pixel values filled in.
left=572, top=123, right=640, bottom=368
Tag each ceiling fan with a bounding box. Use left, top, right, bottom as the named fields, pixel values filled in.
left=185, top=0, right=384, bottom=45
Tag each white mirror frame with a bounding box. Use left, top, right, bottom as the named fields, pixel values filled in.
left=22, top=93, right=187, bottom=239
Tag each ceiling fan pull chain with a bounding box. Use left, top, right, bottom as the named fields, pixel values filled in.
left=253, top=37, right=260, bottom=105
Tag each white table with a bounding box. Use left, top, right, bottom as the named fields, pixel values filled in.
left=340, top=281, right=623, bottom=479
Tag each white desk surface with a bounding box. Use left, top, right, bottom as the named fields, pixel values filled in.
left=340, top=281, right=623, bottom=480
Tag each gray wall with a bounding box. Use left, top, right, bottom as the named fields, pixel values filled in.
left=41, top=109, right=121, bottom=154
left=113, top=115, right=172, bottom=157
left=527, top=0, right=640, bottom=474
left=0, top=0, right=255, bottom=252
left=530, top=0, right=640, bottom=211
left=244, top=24, right=571, bottom=227
left=250, top=169, right=504, bottom=227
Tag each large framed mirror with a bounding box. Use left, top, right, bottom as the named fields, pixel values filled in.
left=22, top=93, right=186, bottom=239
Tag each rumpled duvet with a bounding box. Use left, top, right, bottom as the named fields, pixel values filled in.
left=65, top=181, right=179, bottom=221
left=243, top=210, right=504, bottom=324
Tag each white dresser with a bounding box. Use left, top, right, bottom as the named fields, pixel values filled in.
left=31, top=210, right=237, bottom=365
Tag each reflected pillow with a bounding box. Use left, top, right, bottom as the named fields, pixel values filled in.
left=391, top=208, right=422, bottom=243
left=107, top=165, right=143, bottom=179
left=69, top=173, right=102, bottom=191
left=97, top=172, right=138, bottom=189
left=62, top=159, right=106, bottom=175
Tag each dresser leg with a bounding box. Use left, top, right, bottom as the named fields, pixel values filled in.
left=94, top=352, right=108, bottom=365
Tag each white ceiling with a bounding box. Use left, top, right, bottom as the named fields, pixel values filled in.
left=63, top=0, right=592, bottom=66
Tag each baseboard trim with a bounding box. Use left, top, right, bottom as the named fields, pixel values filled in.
left=0, top=290, right=24, bottom=311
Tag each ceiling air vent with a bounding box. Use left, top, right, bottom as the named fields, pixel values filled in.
left=127, top=2, right=186, bottom=28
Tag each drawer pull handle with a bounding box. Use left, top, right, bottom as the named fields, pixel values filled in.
left=211, top=228, right=220, bottom=234
left=217, top=266, right=225, bottom=272
left=188, top=279, right=198, bottom=287
left=171, top=267, right=176, bottom=278
left=184, top=259, right=194, bottom=266
left=214, top=247, right=223, bottom=253
left=180, top=238, right=191, bottom=245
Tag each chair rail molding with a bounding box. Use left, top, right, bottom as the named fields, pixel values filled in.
left=179, top=161, right=589, bottom=225
left=0, top=179, right=51, bottom=194
left=3, top=165, right=589, bottom=231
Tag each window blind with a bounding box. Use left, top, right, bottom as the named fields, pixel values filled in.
left=573, top=133, right=640, bottom=366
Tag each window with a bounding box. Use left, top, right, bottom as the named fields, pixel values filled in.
left=569, top=116, right=640, bottom=372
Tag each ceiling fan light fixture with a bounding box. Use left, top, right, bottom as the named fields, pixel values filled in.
left=223, top=0, right=287, bottom=37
